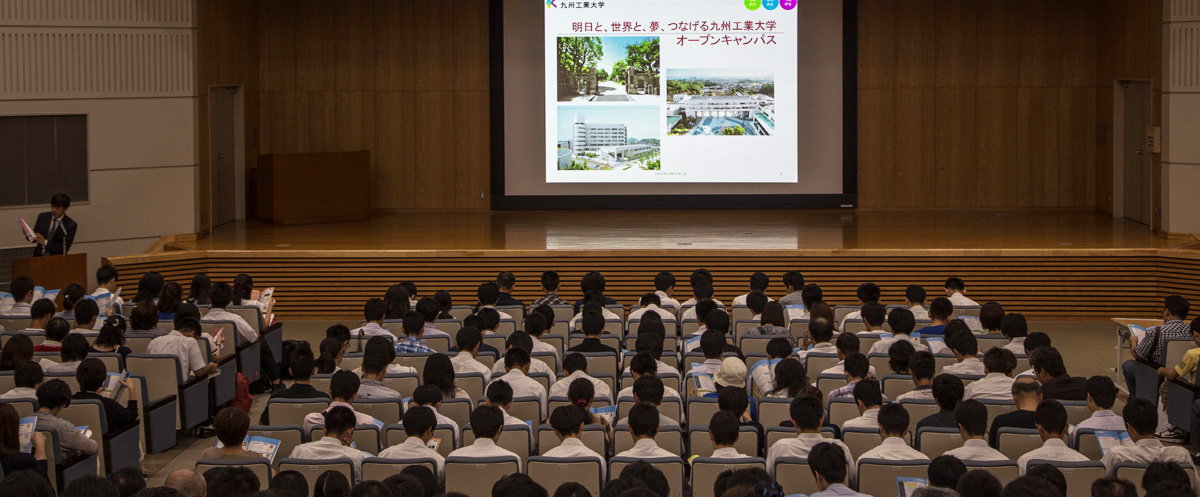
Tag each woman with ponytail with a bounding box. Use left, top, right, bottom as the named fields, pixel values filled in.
left=131, top=272, right=164, bottom=304
left=566, top=378, right=612, bottom=440
left=383, top=285, right=410, bottom=320
left=54, top=284, right=85, bottom=321
left=315, top=337, right=345, bottom=374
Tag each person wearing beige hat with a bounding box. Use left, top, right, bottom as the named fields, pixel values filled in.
left=715, top=356, right=749, bottom=389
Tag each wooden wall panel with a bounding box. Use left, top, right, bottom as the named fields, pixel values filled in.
left=1017, top=88, right=1060, bottom=206
left=373, top=0, right=414, bottom=92
left=257, top=0, right=295, bottom=92
left=373, top=92, right=416, bottom=208
left=893, top=0, right=936, bottom=88
left=453, top=0, right=490, bottom=92
left=334, top=0, right=375, bottom=92
left=893, top=89, right=936, bottom=207
left=413, top=1, right=457, bottom=92
left=856, top=0, right=894, bottom=89
left=976, top=0, right=1020, bottom=88
left=935, top=88, right=977, bottom=206
left=454, top=91, right=492, bottom=208
left=856, top=89, right=895, bottom=207
left=935, top=0, right=977, bottom=88
left=975, top=88, right=1019, bottom=207
left=1058, top=87, right=1097, bottom=207
left=1018, top=0, right=1063, bottom=88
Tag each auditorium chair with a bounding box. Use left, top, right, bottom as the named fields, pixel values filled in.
left=126, top=354, right=208, bottom=432
left=278, top=457, right=356, bottom=496
left=385, top=424, right=459, bottom=457
left=691, top=457, right=765, bottom=497
left=1028, top=460, right=1105, bottom=496
left=379, top=373, right=419, bottom=398
left=627, top=319, right=678, bottom=337
left=963, top=459, right=1021, bottom=487
left=686, top=397, right=720, bottom=427
left=456, top=373, right=488, bottom=402
left=438, top=398, right=473, bottom=430
left=980, top=399, right=1019, bottom=426
left=39, top=426, right=99, bottom=492
left=914, top=427, right=965, bottom=459
left=567, top=333, right=621, bottom=352
left=532, top=350, right=560, bottom=373
left=361, top=457, right=439, bottom=483
left=803, top=352, right=839, bottom=377
left=507, top=396, right=543, bottom=428
left=198, top=337, right=238, bottom=407
left=309, top=424, right=382, bottom=454
left=496, top=319, right=518, bottom=335
left=309, top=374, right=333, bottom=395
left=550, top=305, right=574, bottom=322
left=1165, top=378, right=1198, bottom=437
left=1114, top=462, right=1197, bottom=497
left=196, top=459, right=272, bottom=487
left=60, top=398, right=140, bottom=475
left=537, top=424, right=608, bottom=456
left=788, top=319, right=810, bottom=342
left=842, top=320, right=869, bottom=335
left=815, top=373, right=848, bottom=394
left=731, top=305, right=753, bottom=323
left=227, top=304, right=284, bottom=364
left=528, top=457, right=604, bottom=497
left=950, top=306, right=982, bottom=319
left=832, top=306, right=857, bottom=323
left=619, top=371, right=680, bottom=392
left=996, top=428, right=1045, bottom=461
left=0, top=398, right=36, bottom=418
left=757, top=397, right=793, bottom=428
left=610, top=456, right=684, bottom=497
left=841, top=427, right=886, bottom=459
left=688, top=424, right=760, bottom=458
left=617, top=396, right=683, bottom=423
left=613, top=426, right=684, bottom=457
left=826, top=397, right=860, bottom=427
left=681, top=319, right=700, bottom=336
left=738, top=335, right=782, bottom=356
left=772, top=457, right=820, bottom=496
left=898, top=399, right=940, bottom=436
left=449, top=306, right=473, bottom=322
left=881, top=374, right=916, bottom=399
left=352, top=399, right=403, bottom=426
left=432, top=319, right=463, bottom=336
left=1071, top=428, right=1112, bottom=460
left=247, top=425, right=304, bottom=468
left=623, top=334, right=679, bottom=355
left=204, top=319, right=260, bottom=381
left=580, top=351, right=620, bottom=380
left=266, top=398, right=330, bottom=427
left=394, top=353, right=431, bottom=373
left=857, top=458, right=928, bottom=496
left=445, top=456, right=520, bottom=497
left=540, top=332, right=566, bottom=355
left=1059, top=400, right=1092, bottom=426
left=734, top=320, right=759, bottom=340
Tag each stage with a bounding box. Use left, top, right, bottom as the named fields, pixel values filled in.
left=104, top=210, right=1200, bottom=319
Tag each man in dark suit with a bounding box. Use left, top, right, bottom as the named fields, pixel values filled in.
left=1031, top=347, right=1088, bottom=401
left=32, top=193, right=77, bottom=256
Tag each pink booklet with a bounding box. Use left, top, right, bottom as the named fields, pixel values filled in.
left=18, top=219, right=35, bottom=243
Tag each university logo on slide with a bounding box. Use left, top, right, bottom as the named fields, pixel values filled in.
left=547, top=0, right=556, bottom=7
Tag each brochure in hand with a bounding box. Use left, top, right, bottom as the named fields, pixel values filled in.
left=1094, top=430, right=1133, bottom=455
left=692, top=373, right=717, bottom=396
left=590, top=405, right=617, bottom=425
left=102, top=371, right=131, bottom=399
left=897, top=476, right=929, bottom=497
left=19, top=218, right=36, bottom=243
left=216, top=435, right=283, bottom=463
left=19, top=416, right=36, bottom=453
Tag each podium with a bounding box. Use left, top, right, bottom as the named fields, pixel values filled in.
left=12, top=253, right=88, bottom=307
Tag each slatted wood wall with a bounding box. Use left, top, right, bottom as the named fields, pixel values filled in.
left=104, top=250, right=1200, bottom=320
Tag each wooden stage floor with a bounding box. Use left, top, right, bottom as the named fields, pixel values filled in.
left=106, top=210, right=1200, bottom=319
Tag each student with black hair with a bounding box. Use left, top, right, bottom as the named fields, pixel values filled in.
left=625, top=331, right=683, bottom=383
left=488, top=346, right=548, bottom=419
left=1, top=360, right=43, bottom=399
left=35, top=379, right=98, bottom=458
left=796, top=317, right=837, bottom=362
left=957, top=470, right=1003, bottom=497
left=72, top=299, right=100, bottom=335
left=350, top=298, right=394, bottom=342
left=616, top=376, right=679, bottom=430
left=260, top=347, right=330, bottom=424
left=0, top=277, right=36, bottom=317
left=1016, top=400, right=1089, bottom=474
left=1031, top=347, right=1087, bottom=401
left=614, top=403, right=677, bottom=460
left=916, top=374, right=965, bottom=430
left=492, top=473, right=547, bottom=497
left=29, top=307, right=64, bottom=350
left=629, top=292, right=675, bottom=321
left=92, top=265, right=125, bottom=315
left=356, top=344, right=402, bottom=400
left=1102, top=398, right=1197, bottom=483
left=839, top=282, right=882, bottom=329
left=410, top=384, right=461, bottom=444
left=379, top=402, right=445, bottom=478
left=448, top=405, right=523, bottom=470
left=300, top=370, right=379, bottom=434
left=531, top=271, right=569, bottom=307
left=766, top=358, right=808, bottom=398
left=570, top=293, right=622, bottom=331
left=549, top=352, right=612, bottom=403
left=808, top=442, right=869, bottom=496
left=524, top=313, right=560, bottom=366
left=826, top=353, right=872, bottom=402
left=147, top=317, right=218, bottom=380
left=731, top=272, right=772, bottom=307
left=944, top=277, right=978, bottom=306
left=942, top=328, right=984, bottom=375
left=778, top=270, right=806, bottom=307
left=749, top=337, right=795, bottom=396
left=618, top=353, right=682, bottom=405
left=681, top=284, right=721, bottom=322
left=490, top=330, right=555, bottom=376
left=922, top=455, right=967, bottom=495
left=494, top=272, right=524, bottom=309
left=566, top=311, right=618, bottom=354
left=1124, top=295, right=1192, bottom=400
left=944, top=400, right=1008, bottom=462
left=986, top=378, right=1042, bottom=447
left=1139, top=462, right=1192, bottom=496
left=868, top=308, right=927, bottom=357
left=394, top=310, right=438, bottom=354
left=964, top=348, right=1017, bottom=401
left=894, top=351, right=937, bottom=402
left=645, top=271, right=679, bottom=313
left=289, top=406, right=369, bottom=480
left=476, top=282, right=515, bottom=321
left=766, top=395, right=856, bottom=482
left=858, top=403, right=927, bottom=463
left=73, top=357, right=139, bottom=430
left=842, top=378, right=884, bottom=429
left=689, top=329, right=729, bottom=378
left=43, top=327, right=87, bottom=373
left=1026, top=464, right=1067, bottom=497
left=449, top=326, right=493, bottom=377
left=541, top=405, right=607, bottom=479
left=1067, top=375, right=1125, bottom=445
left=415, top=298, right=451, bottom=340
left=483, top=380, right=536, bottom=450
left=706, top=411, right=751, bottom=460
left=110, top=466, right=148, bottom=497
left=1092, top=477, right=1138, bottom=497
left=1000, top=313, right=1029, bottom=355
left=821, top=333, right=878, bottom=378
left=917, top=297, right=954, bottom=337
left=202, top=282, right=258, bottom=344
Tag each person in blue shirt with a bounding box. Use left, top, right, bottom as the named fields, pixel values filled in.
left=915, top=297, right=954, bottom=337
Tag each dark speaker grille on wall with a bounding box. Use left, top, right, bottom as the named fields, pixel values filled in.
left=0, top=246, right=37, bottom=292
left=0, top=115, right=89, bottom=207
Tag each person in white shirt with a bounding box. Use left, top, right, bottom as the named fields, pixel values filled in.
left=896, top=351, right=937, bottom=402
left=941, top=330, right=985, bottom=376
left=301, top=370, right=380, bottom=434
left=569, top=297, right=620, bottom=331
left=624, top=332, right=681, bottom=384
left=905, top=285, right=931, bottom=321
left=447, top=405, right=523, bottom=471
left=944, top=277, right=979, bottom=307
left=688, top=329, right=728, bottom=378
left=705, top=411, right=752, bottom=460
left=681, top=299, right=721, bottom=353
left=378, top=403, right=446, bottom=478
left=0, top=361, right=42, bottom=399
left=1000, top=313, right=1029, bottom=356
left=963, top=348, right=1017, bottom=401
left=1016, top=400, right=1090, bottom=475
left=943, top=400, right=1009, bottom=462
left=449, top=326, right=493, bottom=378
left=475, top=282, right=514, bottom=322
left=549, top=353, right=612, bottom=403
left=777, top=270, right=806, bottom=308
left=629, top=293, right=675, bottom=322
left=842, top=378, right=883, bottom=430
left=484, top=380, right=536, bottom=449
left=732, top=272, right=772, bottom=307
left=681, top=284, right=721, bottom=321
left=653, top=271, right=681, bottom=313
left=487, top=348, right=548, bottom=420
left=202, top=283, right=258, bottom=344
left=851, top=303, right=888, bottom=336
left=541, top=405, right=607, bottom=480
left=858, top=403, right=930, bottom=464
left=356, top=345, right=401, bottom=400
left=839, top=283, right=881, bottom=330
left=92, top=265, right=124, bottom=316
left=1068, top=376, right=1125, bottom=445
left=490, top=331, right=554, bottom=376
left=145, top=318, right=218, bottom=381
left=1101, top=398, right=1199, bottom=486
left=614, top=403, right=679, bottom=460
left=807, top=442, right=872, bottom=497
left=1, top=276, right=35, bottom=317
left=415, top=297, right=450, bottom=339
left=869, top=308, right=928, bottom=356
left=71, top=299, right=100, bottom=336
left=524, top=313, right=560, bottom=370
left=618, top=353, right=683, bottom=406
left=43, top=333, right=88, bottom=373
left=412, top=385, right=462, bottom=445
left=750, top=338, right=795, bottom=397
left=820, top=333, right=878, bottom=379
left=350, top=298, right=396, bottom=342
left=289, top=405, right=370, bottom=481
left=766, top=395, right=857, bottom=483
left=615, top=376, right=680, bottom=430
left=796, top=318, right=837, bottom=362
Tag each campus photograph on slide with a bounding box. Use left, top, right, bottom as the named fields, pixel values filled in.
left=666, top=69, right=775, bottom=136
left=556, top=106, right=661, bottom=171
left=556, top=36, right=660, bottom=103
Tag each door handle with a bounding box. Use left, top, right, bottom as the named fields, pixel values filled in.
left=1135, top=149, right=1143, bottom=155
left=218, top=154, right=226, bottom=159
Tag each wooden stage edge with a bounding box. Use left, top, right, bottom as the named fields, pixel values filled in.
left=103, top=210, right=1200, bottom=320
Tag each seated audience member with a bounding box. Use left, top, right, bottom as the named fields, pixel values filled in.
left=626, top=332, right=681, bottom=383
left=488, top=347, right=548, bottom=419
left=416, top=298, right=450, bottom=339
left=916, top=374, right=965, bottom=430
left=566, top=311, right=618, bottom=354
left=492, top=474, right=547, bottom=497
left=1102, top=398, right=1197, bottom=483
left=1000, top=313, right=1029, bottom=355
left=746, top=299, right=790, bottom=337
left=0, top=403, right=47, bottom=477
left=485, top=380, right=536, bottom=442
left=301, top=370, right=379, bottom=434
left=1017, top=332, right=1052, bottom=377
left=717, top=386, right=761, bottom=448
left=72, top=299, right=100, bottom=335
left=447, top=405, right=523, bottom=470
left=944, top=277, right=979, bottom=306
left=201, top=283, right=258, bottom=344
left=157, top=282, right=184, bottom=322
left=186, top=274, right=212, bottom=307
left=73, top=358, right=138, bottom=430
left=839, top=283, right=882, bottom=329
left=842, top=378, right=884, bottom=430
left=901, top=285, right=928, bottom=321
left=941, top=328, right=984, bottom=375
left=796, top=318, right=836, bottom=362
left=647, top=271, right=681, bottom=313
left=944, top=400, right=1008, bottom=462
left=681, top=284, right=720, bottom=322
left=33, top=315, right=69, bottom=352
left=92, top=266, right=125, bottom=311
left=126, top=300, right=167, bottom=338
left=732, top=272, right=771, bottom=307
left=35, top=379, right=98, bottom=458
left=202, top=407, right=267, bottom=461
left=858, top=403, right=928, bottom=463
left=350, top=298, right=394, bottom=342
left=146, top=318, right=218, bottom=380
left=90, top=316, right=132, bottom=358
left=356, top=343, right=401, bottom=400
left=807, top=442, right=870, bottom=497
left=1016, top=400, right=1089, bottom=474
left=1027, top=464, right=1067, bottom=497
left=978, top=302, right=1005, bottom=336
left=821, top=333, right=877, bottom=378
left=777, top=270, right=805, bottom=307
left=1, top=361, right=42, bottom=399
left=690, top=329, right=729, bottom=377
left=111, top=466, right=148, bottom=497
left=566, top=378, right=613, bottom=434
left=44, top=332, right=88, bottom=373
left=570, top=292, right=620, bottom=329
left=619, top=353, right=682, bottom=402
left=897, top=351, right=937, bottom=402
left=889, top=340, right=916, bottom=374
left=289, top=406, right=369, bottom=480
left=411, top=385, right=461, bottom=443
left=870, top=308, right=928, bottom=356
left=0, top=335, right=34, bottom=371
left=766, top=395, right=855, bottom=482
left=317, top=336, right=346, bottom=375
left=1092, top=477, right=1138, bottom=497
left=20, top=299, right=56, bottom=335
left=261, top=347, right=329, bottom=424
left=391, top=467, right=436, bottom=497
left=202, top=465, right=261, bottom=496
left=1158, top=316, right=1200, bottom=383
left=395, top=311, right=437, bottom=354
left=913, top=455, right=967, bottom=497
left=1031, top=347, right=1087, bottom=401
left=706, top=411, right=752, bottom=460
left=541, top=405, right=607, bottom=479
left=617, top=376, right=679, bottom=429
left=523, top=313, right=559, bottom=366
left=549, top=352, right=612, bottom=403
left=1139, top=462, right=1193, bottom=496
left=379, top=403, right=445, bottom=478
left=473, top=307, right=504, bottom=339
left=917, top=297, right=954, bottom=337
left=629, top=293, right=675, bottom=322
left=1069, top=376, right=1125, bottom=445
left=491, top=331, right=554, bottom=376
left=532, top=271, right=569, bottom=307
left=432, top=290, right=455, bottom=320
left=1122, top=295, right=1191, bottom=394
left=450, top=326, right=494, bottom=377
left=614, top=403, right=678, bottom=460
left=491, top=271, right=524, bottom=310
left=384, top=284, right=411, bottom=320
left=828, top=353, right=872, bottom=403
left=424, top=353, right=468, bottom=400
left=1, top=277, right=35, bottom=317
left=704, top=309, right=745, bottom=359
left=312, top=470, right=352, bottom=497
left=957, top=470, right=1003, bottom=497
left=963, top=348, right=1017, bottom=401
left=752, top=338, right=797, bottom=396
left=989, top=377, right=1042, bottom=447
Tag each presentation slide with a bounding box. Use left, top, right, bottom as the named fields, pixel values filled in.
left=547, top=0, right=798, bottom=183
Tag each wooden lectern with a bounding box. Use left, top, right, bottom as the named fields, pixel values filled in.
left=12, top=253, right=88, bottom=307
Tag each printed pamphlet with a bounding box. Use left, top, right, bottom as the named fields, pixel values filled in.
left=692, top=373, right=717, bottom=396
left=897, top=476, right=929, bottom=497
left=590, top=405, right=617, bottom=425
left=19, top=416, right=36, bottom=453
left=216, top=435, right=283, bottom=463
left=102, top=371, right=131, bottom=399
left=1094, top=430, right=1133, bottom=455
left=18, top=218, right=36, bottom=243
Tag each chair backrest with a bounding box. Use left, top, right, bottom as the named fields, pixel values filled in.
left=0, top=398, right=37, bottom=418
left=867, top=353, right=891, bottom=376
left=461, top=426, right=533, bottom=463
left=951, top=306, right=982, bottom=318
left=433, top=319, right=462, bottom=335
left=379, top=373, right=419, bottom=398
left=449, top=306, right=473, bottom=321
left=278, top=458, right=355, bottom=497
left=688, top=425, right=759, bottom=458
left=833, top=306, right=857, bottom=323
left=440, top=398, right=473, bottom=428
left=1072, top=428, right=1118, bottom=460
left=788, top=319, right=811, bottom=342
left=537, top=424, right=607, bottom=456
left=758, top=398, right=793, bottom=428
left=772, top=457, right=819, bottom=496
left=613, top=426, right=684, bottom=456
left=1059, top=400, right=1091, bottom=426
left=915, top=427, right=965, bottom=459
left=352, top=399, right=403, bottom=426
left=996, top=428, right=1045, bottom=461
left=764, top=426, right=835, bottom=447
left=815, top=373, right=848, bottom=394
left=423, top=335, right=452, bottom=354
left=267, top=399, right=330, bottom=427
left=980, top=399, right=1018, bottom=427
left=310, top=374, right=333, bottom=395
left=857, top=458, right=930, bottom=497
left=341, top=353, right=364, bottom=372
left=1027, top=459, right=1106, bottom=495
left=444, top=456, right=521, bottom=497
left=527, top=457, right=604, bottom=497
left=610, top=457, right=684, bottom=497
left=827, top=398, right=860, bottom=427
left=394, top=353, right=431, bottom=373
left=124, top=354, right=182, bottom=401
left=686, top=397, right=721, bottom=429
left=881, top=374, right=915, bottom=399
left=509, top=397, right=542, bottom=429
left=59, top=399, right=108, bottom=474
left=361, top=457, right=438, bottom=483
left=842, top=320, right=868, bottom=335
left=308, top=424, right=381, bottom=454
left=195, top=459, right=272, bottom=488
left=247, top=425, right=304, bottom=468
left=226, top=305, right=264, bottom=331
left=691, top=457, right=765, bottom=497
left=738, top=335, right=780, bottom=356
left=963, top=460, right=1021, bottom=488
left=899, top=400, right=940, bottom=437
left=803, top=352, right=839, bottom=377
left=456, top=372, right=487, bottom=402
left=581, top=351, right=620, bottom=380
left=840, top=428, right=884, bottom=460
left=0, top=319, right=32, bottom=334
